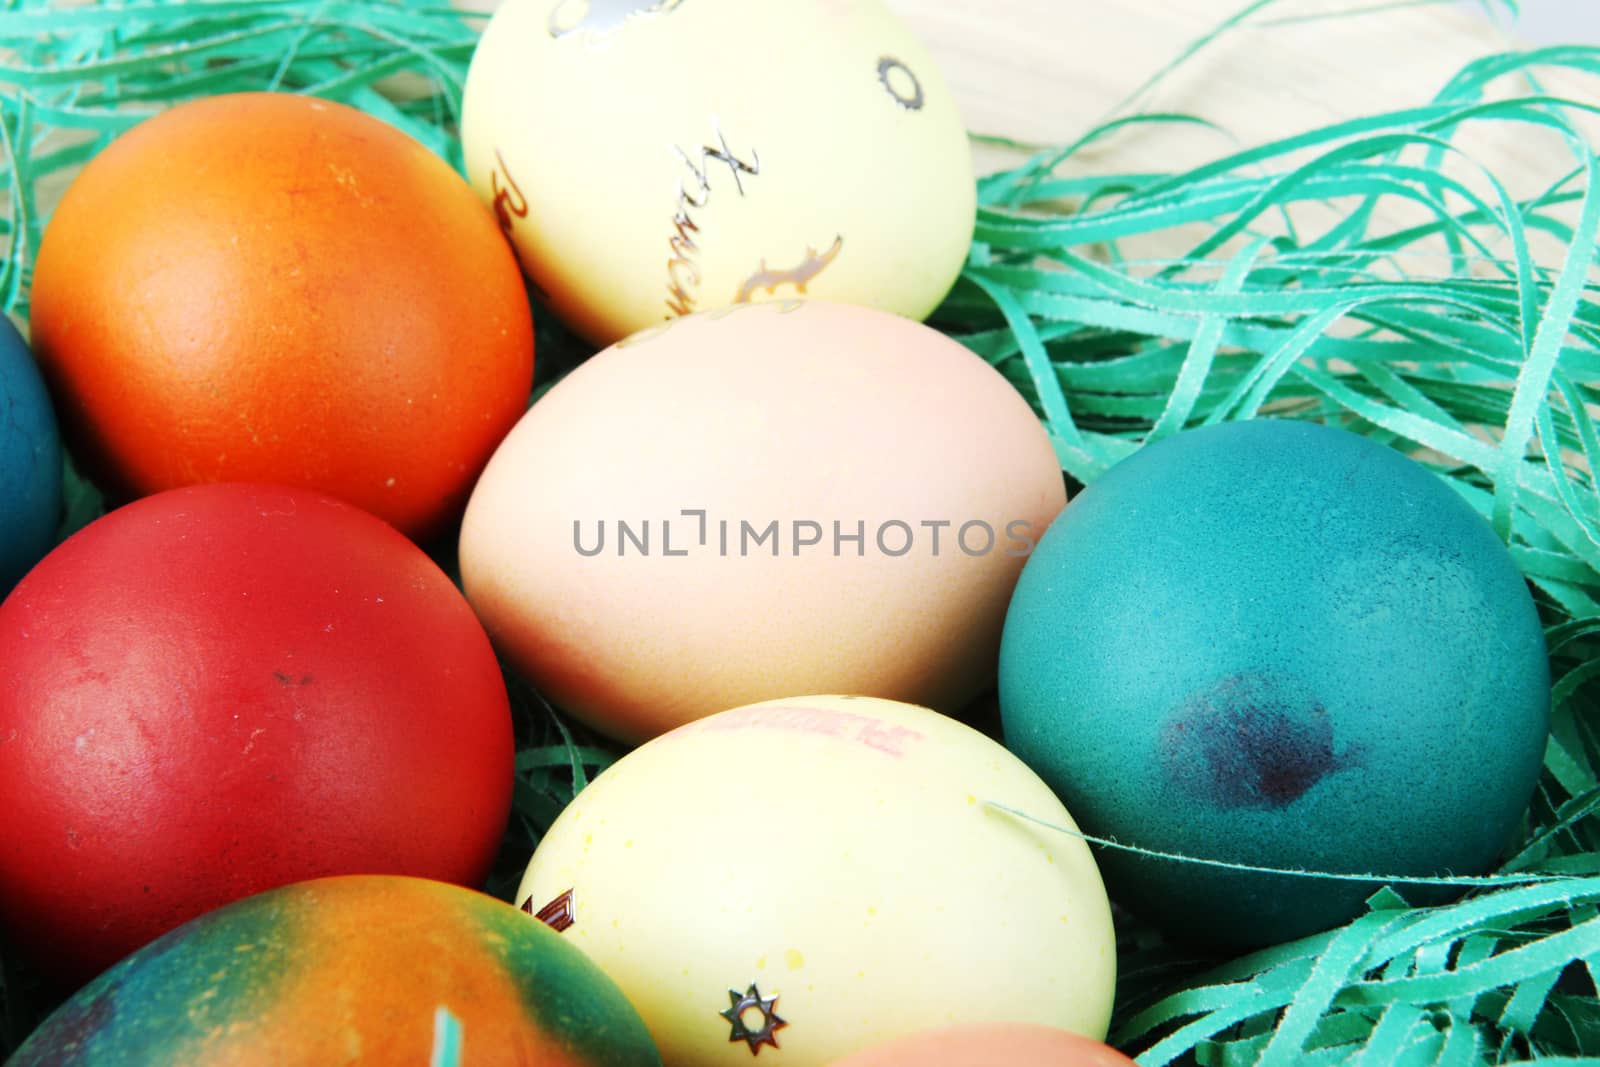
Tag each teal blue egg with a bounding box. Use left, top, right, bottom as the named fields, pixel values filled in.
left=998, top=419, right=1550, bottom=946
left=0, top=316, right=61, bottom=593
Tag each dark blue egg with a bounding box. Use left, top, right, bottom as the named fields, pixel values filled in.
left=998, top=420, right=1549, bottom=946
left=0, top=316, right=61, bottom=592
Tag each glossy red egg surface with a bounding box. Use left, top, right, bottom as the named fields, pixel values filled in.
left=0, top=484, right=513, bottom=984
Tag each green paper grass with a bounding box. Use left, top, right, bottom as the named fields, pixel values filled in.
left=931, top=30, right=1600, bottom=1065
left=4, top=1, right=1600, bottom=1063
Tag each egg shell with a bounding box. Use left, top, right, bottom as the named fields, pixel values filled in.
left=9, top=875, right=662, bottom=1066
left=516, top=695, right=1116, bottom=1067
left=461, top=0, right=975, bottom=346
left=0, top=316, right=61, bottom=592
left=28, top=92, right=533, bottom=541
left=0, top=484, right=513, bottom=983
left=998, top=419, right=1551, bottom=946
left=822, top=1023, right=1138, bottom=1067
left=459, top=300, right=1065, bottom=742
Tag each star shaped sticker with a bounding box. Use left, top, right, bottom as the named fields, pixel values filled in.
left=520, top=888, right=576, bottom=933
left=719, top=983, right=788, bottom=1055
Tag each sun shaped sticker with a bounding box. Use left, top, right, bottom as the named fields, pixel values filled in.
left=720, top=983, right=788, bottom=1055
left=876, top=56, right=924, bottom=110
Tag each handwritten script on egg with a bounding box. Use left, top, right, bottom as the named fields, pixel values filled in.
left=489, top=148, right=528, bottom=237
left=665, top=121, right=760, bottom=318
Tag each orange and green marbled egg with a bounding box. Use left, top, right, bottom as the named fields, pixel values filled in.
left=9, top=876, right=661, bottom=1066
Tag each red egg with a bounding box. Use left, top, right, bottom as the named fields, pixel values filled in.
left=0, top=484, right=513, bottom=983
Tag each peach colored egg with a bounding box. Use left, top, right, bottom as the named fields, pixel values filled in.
left=824, top=1024, right=1138, bottom=1067
left=458, top=300, right=1065, bottom=743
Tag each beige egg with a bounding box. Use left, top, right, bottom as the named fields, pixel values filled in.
left=515, top=696, right=1117, bottom=1067
left=460, top=0, right=975, bottom=347
left=458, top=300, right=1065, bottom=743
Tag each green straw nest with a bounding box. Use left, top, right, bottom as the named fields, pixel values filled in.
left=5, top=1, right=1600, bottom=1063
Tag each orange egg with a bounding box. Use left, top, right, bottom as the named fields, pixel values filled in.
left=29, top=93, right=534, bottom=540
left=824, top=1024, right=1138, bottom=1067
left=10, top=876, right=662, bottom=1066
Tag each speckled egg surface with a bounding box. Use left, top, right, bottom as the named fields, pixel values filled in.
left=999, top=419, right=1550, bottom=946
left=516, top=695, right=1116, bottom=1067
left=8, top=876, right=661, bottom=1067
left=0, top=316, right=60, bottom=593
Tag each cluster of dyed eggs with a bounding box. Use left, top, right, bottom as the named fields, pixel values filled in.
left=0, top=0, right=1554, bottom=1063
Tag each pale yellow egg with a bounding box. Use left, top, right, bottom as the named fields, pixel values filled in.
left=515, top=695, right=1117, bottom=1067
left=457, top=300, right=1065, bottom=743
left=460, top=0, right=976, bottom=346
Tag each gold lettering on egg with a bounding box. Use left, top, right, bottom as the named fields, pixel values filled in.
left=664, top=120, right=760, bottom=319
left=488, top=149, right=549, bottom=300
left=489, top=148, right=529, bottom=237
left=705, top=298, right=802, bottom=321
left=734, top=235, right=843, bottom=303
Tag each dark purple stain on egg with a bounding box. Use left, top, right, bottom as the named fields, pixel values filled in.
left=1161, top=674, right=1355, bottom=809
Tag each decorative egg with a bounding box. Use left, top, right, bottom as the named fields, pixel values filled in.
left=823, top=1023, right=1138, bottom=1067
left=516, top=695, right=1117, bottom=1067
left=9, top=876, right=662, bottom=1066
left=0, top=485, right=513, bottom=983
left=999, top=419, right=1551, bottom=945
left=461, top=0, right=975, bottom=346
left=28, top=92, right=534, bottom=541
left=0, top=316, right=60, bottom=592
left=460, top=300, right=1065, bottom=743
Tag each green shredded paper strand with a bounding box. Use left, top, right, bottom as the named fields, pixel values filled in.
left=5, top=1, right=1600, bottom=1063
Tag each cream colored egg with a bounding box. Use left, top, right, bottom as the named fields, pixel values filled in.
left=515, top=696, right=1117, bottom=1067
left=458, top=300, right=1065, bottom=743
left=460, top=0, right=975, bottom=346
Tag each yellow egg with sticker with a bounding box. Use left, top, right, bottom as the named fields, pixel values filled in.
left=515, top=695, right=1116, bottom=1067
left=461, top=0, right=976, bottom=346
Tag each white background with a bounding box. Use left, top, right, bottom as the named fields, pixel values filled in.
left=1469, top=1, right=1600, bottom=43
